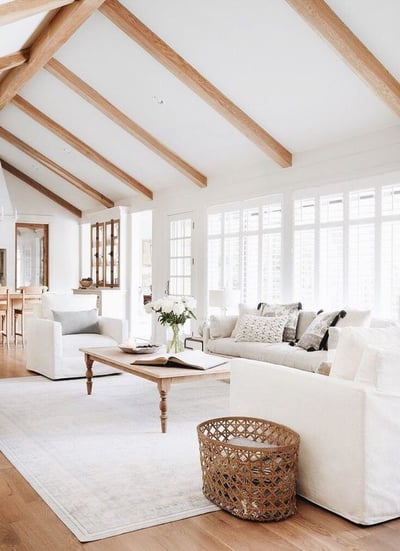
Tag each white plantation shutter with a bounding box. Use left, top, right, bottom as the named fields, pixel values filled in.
left=242, top=234, right=259, bottom=304
left=262, top=233, right=281, bottom=303
left=348, top=224, right=375, bottom=308
left=320, top=227, right=343, bottom=308
left=294, top=229, right=314, bottom=306
left=381, top=221, right=400, bottom=318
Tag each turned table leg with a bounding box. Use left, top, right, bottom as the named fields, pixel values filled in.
left=158, top=380, right=171, bottom=433
left=85, top=354, right=94, bottom=395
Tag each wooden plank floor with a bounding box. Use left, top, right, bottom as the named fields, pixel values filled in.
left=1, top=346, right=399, bottom=550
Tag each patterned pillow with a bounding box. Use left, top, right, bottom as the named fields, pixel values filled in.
left=296, top=310, right=346, bottom=351
left=258, top=302, right=302, bottom=342
left=235, top=315, right=286, bottom=343
left=231, top=304, right=260, bottom=338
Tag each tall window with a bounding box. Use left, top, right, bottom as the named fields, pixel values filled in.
left=169, top=216, right=192, bottom=297
left=208, top=197, right=282, bottom=305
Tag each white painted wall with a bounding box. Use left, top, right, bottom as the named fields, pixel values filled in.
left=2, top=170, right=80, bottom=291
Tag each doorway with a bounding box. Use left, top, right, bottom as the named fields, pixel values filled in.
left=15, top=223, right=48, bottom=288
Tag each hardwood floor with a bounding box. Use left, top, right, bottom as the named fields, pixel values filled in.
left=1, top=346, right=399, bottom=550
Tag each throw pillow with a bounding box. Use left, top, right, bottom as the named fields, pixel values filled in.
left=336, top=309, right=371, bottom=328
left=330, top=326, right=400, bottom=380
left=296, top=310, right=346, bottom=351
left=258, top=302, right=302, bottom=342
left=209, top=315, right=237, bottom=339
left=355, top=346, right=400, bottom=394
left=52, top=309, right=100, bottom=335
left=235, top=314, right=286, bottom=343
left=231, top=304, right=260, bottom=338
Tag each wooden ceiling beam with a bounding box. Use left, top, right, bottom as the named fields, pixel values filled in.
left=0, top=49, right=30, bottom=72
left=0, top=127, right=114, bottom=208
left=12, top=95, right=153, bottom=199
left=285, top=0, right=400, bottom=117
left=1, top=160, right=82, bottom=217
left=0, top=1, right=76, bottom=26
left=100, top=0, right=292, bottom=168
left=0, top=0, right=106, bottom=109
left=45, top=58, right=208, bottom=188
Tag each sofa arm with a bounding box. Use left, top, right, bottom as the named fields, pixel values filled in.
left=26, top=317, right=63, bottom=375
left=98, top=316, right=128, bottom=344
left=230, top=358, right=400, bottom=525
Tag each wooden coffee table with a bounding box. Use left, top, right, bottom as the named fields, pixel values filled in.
left=80, top=347, right=231, bottom=433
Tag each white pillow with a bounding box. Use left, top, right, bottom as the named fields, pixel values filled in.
left=209, top=315, right=238, bottom=339
left=231, top=304, right=259, bottom=338
left=330, top=326, right=400, bottom=380
left=327, top=326, right=341, bottom=350
left=355, top=345, right=400, bottom=394
left=336, top=309, right=371, bottom=328
left=235, top=314, right=286, bottom=343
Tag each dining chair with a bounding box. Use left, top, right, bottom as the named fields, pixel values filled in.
left=0, top=287, right=11, bottom=348
left=13, top=288, right=26, bottom=346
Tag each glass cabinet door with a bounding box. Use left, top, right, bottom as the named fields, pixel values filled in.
left=91, top=219, right=119, bottom=287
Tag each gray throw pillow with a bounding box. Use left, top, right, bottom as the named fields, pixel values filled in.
left=52, top=309, right=100, bottom=335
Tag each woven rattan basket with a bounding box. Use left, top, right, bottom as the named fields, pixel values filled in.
left=197, top=416, right=300, bottom=521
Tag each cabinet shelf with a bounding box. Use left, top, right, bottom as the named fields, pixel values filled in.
left=90, top=219, right=120, bottom=287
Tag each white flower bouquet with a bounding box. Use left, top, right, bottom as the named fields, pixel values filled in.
left=145, top=296, right=197, bottom=352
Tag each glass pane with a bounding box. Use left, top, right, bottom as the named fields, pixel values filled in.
left=294, top=229, right=315, bottom=307
left=261, top=233, right=281, bottom=302
left=208, top=238, right=221, bottom=289
left=349, top=189, right=375, bottom=219
left=243, top=207, right=259, bottom=232
left=294, top=198, right=315, bottom=225
left=224, top=210, right=240, bottom=233
left=224, top=236, right=240, bottom=289
left=208, top=213, right=222, bottom=235
left=242, top=235, right=258, bottom=304
left=183, top=238, right=191, bottom=257
left=320, top=194, right=343, bottom=223
left=320, top=227, right=343, bottom=308
left=262, top=203, right=281, bottom=229
left=348, top=224, right=374, bottom=307
left=381, top=221, right=400, bottom=318
left=382, top=184, right=400, bottom=216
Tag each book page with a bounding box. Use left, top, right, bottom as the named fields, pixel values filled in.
left=130, top=350, right=229, bottom=370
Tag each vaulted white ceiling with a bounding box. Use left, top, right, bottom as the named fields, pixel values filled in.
left=0, top=0, right=399, bottom=215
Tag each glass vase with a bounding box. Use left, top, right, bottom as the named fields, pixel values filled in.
left=167, top=324, right=184, bottom=354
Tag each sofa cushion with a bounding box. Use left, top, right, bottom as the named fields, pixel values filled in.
left=231, top=304, right=259, bottom=338
left=295, top=311, right=317, bottom=339
left=52, top=309, right=100, bottom=335
left=330, top=326, right=400, bottom=380
left=296, top=310, right=345, bottom=351
left=259, top=302, right=302, bottom=342
left=62, top=333, right=117, bottom=357
left=355, top=345, right=400, bottom=393
left=41, top=293, right=97, bottom=320
left=235, top=314, right=286, bottom=343
left=206, top=337, right=244, bottom=357
left=209, top=315, right=237, bottom=339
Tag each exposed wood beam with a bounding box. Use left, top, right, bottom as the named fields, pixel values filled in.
left=1, top=160, right=82, bottom=217
left=0, top=0, right=105, bottom=109
left=0, top=127, right=114, bottom=208
left=0, top=49, right=30, bottom=72
left=100, top=0, right=292, bottom=168
left=0, top=0, right=75, bottom=26
left=45, top=59, right=208, bottom=188
left=285, top=0, right=400, bottom=117
left=12, top=95, right=153, bottom=200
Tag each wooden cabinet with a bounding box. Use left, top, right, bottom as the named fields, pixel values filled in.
left=91, top=219, right=120, bottom=287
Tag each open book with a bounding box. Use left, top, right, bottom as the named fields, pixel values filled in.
left=130, top=350, right=229, bottom=370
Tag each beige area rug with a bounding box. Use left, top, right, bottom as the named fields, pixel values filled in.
left=0, top=374, right=229, bottom=542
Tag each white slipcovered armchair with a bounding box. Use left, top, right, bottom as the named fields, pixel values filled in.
left=26, top=293, right=128, bottom=379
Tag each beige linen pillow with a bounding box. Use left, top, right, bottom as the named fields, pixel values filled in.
left=209, top=315, right=238, bottom=339
left=336, top=309, right=371, bottom=328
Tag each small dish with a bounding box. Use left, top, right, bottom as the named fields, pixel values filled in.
left=119, top=344, right=161, bottom=354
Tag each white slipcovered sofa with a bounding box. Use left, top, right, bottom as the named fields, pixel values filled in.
left=230, top=325, right=400, bottom=525
left=26, top=293, right=128, bottom=379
